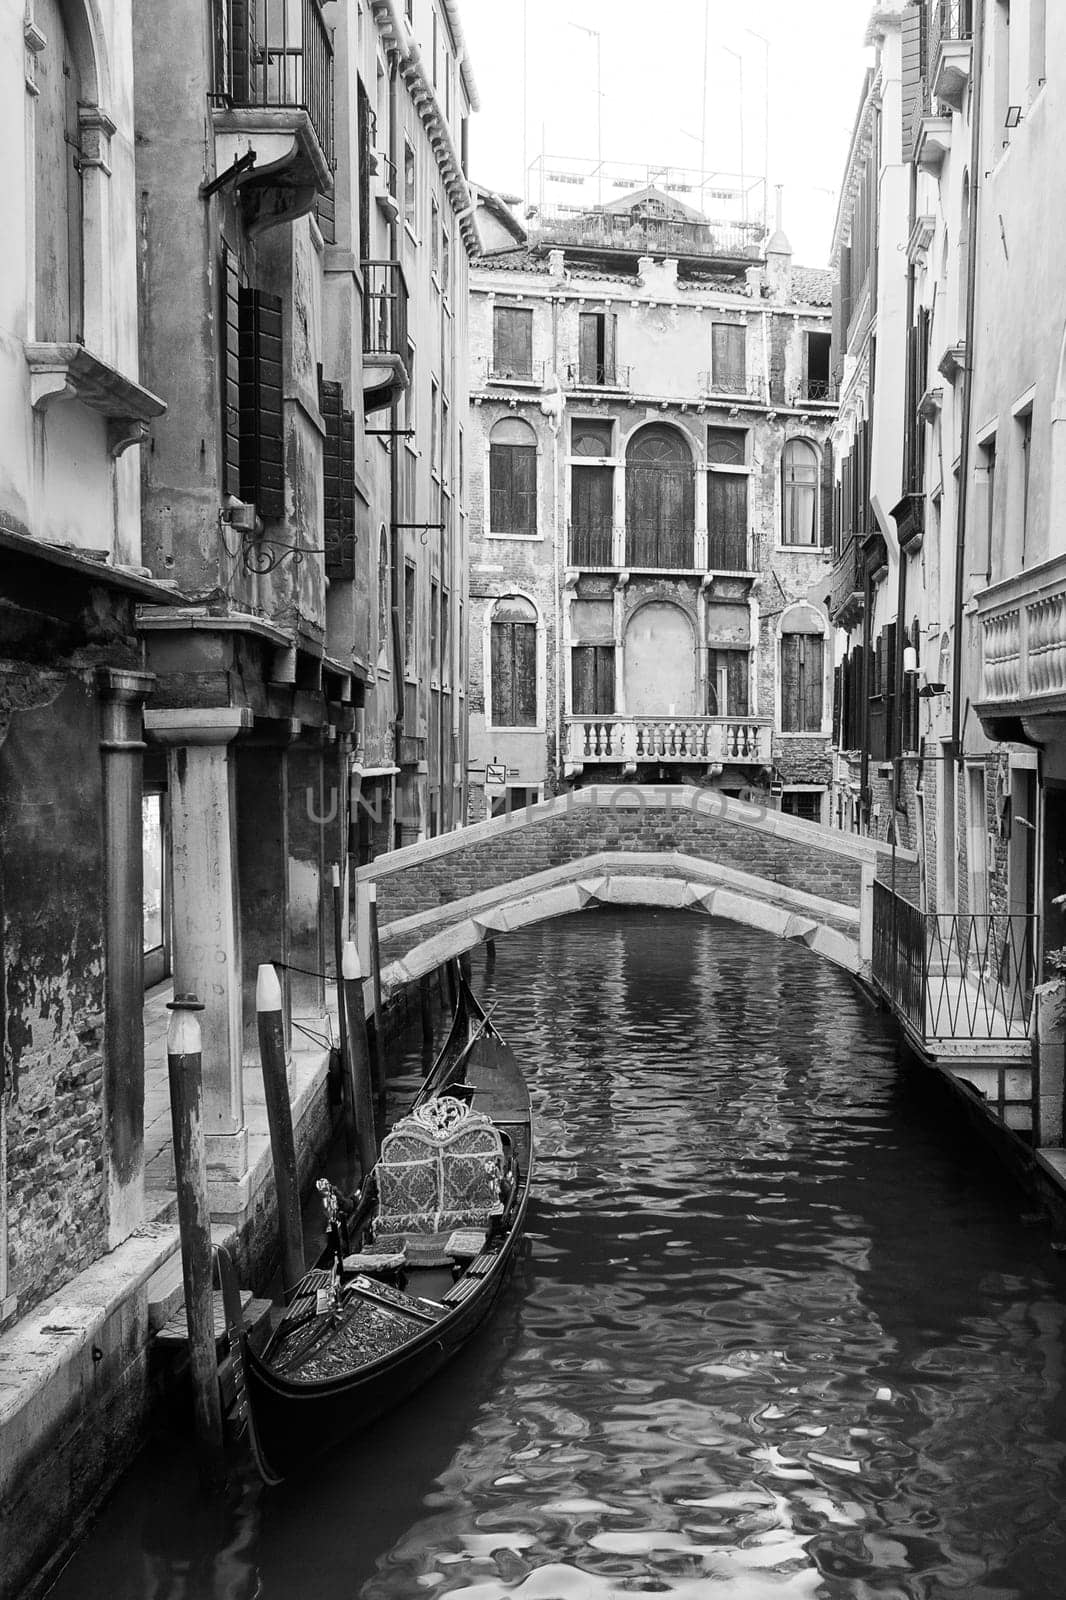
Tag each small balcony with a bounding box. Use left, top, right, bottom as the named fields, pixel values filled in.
left=474, top=356, right=547, bottom=388
left=625, top=524, right=695, bottom=569
left=697, top=370, right=762, bottom=403
left=974, top=552, right=1066, bottom=742
left=930, top=0, right=973, bottom=111
left=568, top=523, right=616, bottom=568
left=706, top=529, right=750, bottom=571
left=362, top=260, right=409, bottom=414
left=565, top=361, right=631, bottom=392
left=213, top=0, right=334, bottom=235
left=565, top=715, right=770, bottom=769
left=826, top=533, right=864, bottom=630
left=792, top=377, right=839, bottom=407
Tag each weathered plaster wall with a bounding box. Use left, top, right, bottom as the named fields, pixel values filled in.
left=0, top=674, right=109, bottom=1315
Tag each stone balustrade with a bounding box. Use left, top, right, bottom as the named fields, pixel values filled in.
left=976, top=552, right=1066, bottom=712
left=564, top=715, right=770, bottom=766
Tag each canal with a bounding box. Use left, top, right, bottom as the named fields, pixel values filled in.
left=49, top=911, right=1066, bottom=1598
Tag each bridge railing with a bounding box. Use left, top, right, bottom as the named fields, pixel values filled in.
left=872, top=881, right=1036, bottom=1043
left=565, top=714, right=771, bottom=765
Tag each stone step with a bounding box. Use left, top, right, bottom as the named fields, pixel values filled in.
left=145, top=1226, right=237, bottom=1331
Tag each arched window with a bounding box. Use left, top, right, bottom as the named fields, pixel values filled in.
left=780, top=606, right=825, bottom=732
left=781, top=439, right=820, bottom=547
left=489, top=417, right=537, bottom=535
left=35, top=0, right=86, bottom=341
left=377, top=526, right=389, bottom=665
left=490, top=595, right=538, bottom=727
left=625, top=425, right=695, bottom=568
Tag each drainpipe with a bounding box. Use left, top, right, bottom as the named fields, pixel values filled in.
left=951, top=0, right=985, bottom=761
left=894, top=157, right=919, bottom=837
left=388, top=50, right=404, bottom=842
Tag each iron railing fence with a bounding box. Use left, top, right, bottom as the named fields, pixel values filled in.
left=565, top=362, right=632, bottom=390
left=872, top=881, right=1037, bottom=1042
left=568, top=522, right=615, bottom=567
left=361, top=260, right=408, bottom=359
left=225, top=0, right=334, bottom=166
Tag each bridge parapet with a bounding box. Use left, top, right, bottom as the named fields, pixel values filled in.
left=354, top=786, right=915, bottom=991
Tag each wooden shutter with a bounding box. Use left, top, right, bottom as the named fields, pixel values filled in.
left=708, top=474, right=748, bottom=568
left=900, top=3, right=926, bottom=165
left=511, top=446, right=537, bottom=534
left=573, top=646, right=615, bottom=715
left=578, top=314, right=600, bottom=383
left=803, top=635, right=824, bottom=731
left=769, top=316, right=788, bottom=405
left=238, top=286, right=284, bottom=519
left=493, top=308, right=532, bottom=377
left=781, top=635, right=802, bottom=732
left=658, top=465, right=695, bottom=566
left=604, top=314, right=617, bottom=384
left=571, top=465, right=613, bottom=564
left=221, top=245, right=242, bottom=498
left=514, top=623, right=537, bottom=724
left=321, top=379, right=356, bottom=579
left=821, top=442, right=834, bottom=546
left=727, top=651, right=749, bottom=716
left=489, top=444, right=513, bottom=530
left=228, top=0, right=255, bottom=101
left=713, top=324, right=745, bottom=392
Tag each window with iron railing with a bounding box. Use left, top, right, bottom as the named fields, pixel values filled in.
left=222, top=0, right=334, bottom=167
left=361, top=260, right=408, bottom=358
left=625, top=426, right=695, bottom=568
left=711, top=322, right=747, bottom=394
left=706, top=427, right=749, bottom=570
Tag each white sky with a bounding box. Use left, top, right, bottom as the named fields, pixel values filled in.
left=458, top=0, right=876, bottom=268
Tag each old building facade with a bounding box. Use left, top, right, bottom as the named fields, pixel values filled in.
left=466, top=182, right=837, bottom=822
left=1, top=0, right=479, bottom=1588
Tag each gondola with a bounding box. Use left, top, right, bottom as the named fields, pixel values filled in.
left=220, top=969, right=533, bottom=1483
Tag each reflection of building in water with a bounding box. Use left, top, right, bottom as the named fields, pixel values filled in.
left=467, top=162, right=838, bottom=826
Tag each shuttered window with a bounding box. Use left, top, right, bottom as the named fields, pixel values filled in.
left=320, top=378, right=356, bottom=579
left=572, top=646, right=615, bottom=715
left=237, top=284, right=285, bottom=520
left=490, top=596, right=538, bottom=726
left=625, top=426, right=695, bottom=568
left=781, top=632, right=824, bottom=732
left=711, top=323, right=746, bottom=393
left=707, top=650, right=749, bottom=717
left=489, top=417, right=537, bottom=534
left=578, top=312, right=617, bottom=385
left=782, top=438, right=820, bottom=547
left=707, top=475, right=748, bottom=569
left=492, top=306, right=533, bottom=378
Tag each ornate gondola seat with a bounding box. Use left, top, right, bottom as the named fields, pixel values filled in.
left=373, top=1095, right=504, bottom=1253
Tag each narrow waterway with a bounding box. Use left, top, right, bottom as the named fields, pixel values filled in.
left=50, top=911, right=1066, bottom=1599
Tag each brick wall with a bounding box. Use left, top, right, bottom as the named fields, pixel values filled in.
left=372, top=796, right=868, bottom=933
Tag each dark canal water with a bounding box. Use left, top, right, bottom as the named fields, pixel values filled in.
left=50, top=911, right=1066, bottom=1599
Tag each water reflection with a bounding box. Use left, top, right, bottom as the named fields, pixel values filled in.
left=50, top=912, right=1066, bottom=1599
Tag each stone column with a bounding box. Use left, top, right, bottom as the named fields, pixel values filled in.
left=236, top=732, right=292, bottom=1061
left=98, top=668, right=155, bottom=1247
left=144, top=708, right=251, bottom=1182
left=286, top=741, right=329, bottom=1019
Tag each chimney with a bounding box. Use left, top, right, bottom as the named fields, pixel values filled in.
left=548, top=248, right=566, bottom=280
left=765, top=185, right=793, bottom=302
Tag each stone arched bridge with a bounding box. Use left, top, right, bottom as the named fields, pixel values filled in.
left=354, top=786, right=915, bottom=995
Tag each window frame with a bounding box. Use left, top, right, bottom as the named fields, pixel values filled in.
left=492, top=304, right=534, bottom=380
left=705, top=426, right=751, bottom=572
left=487, top=417, right=539, bottom=539
left=779, top=624, right=827, bottom=734
left=780, top=437, right=823, bottom=549
left=486, top=593, right=543, bottom=730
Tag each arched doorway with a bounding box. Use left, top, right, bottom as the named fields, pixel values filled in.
left=624, top=602, right=695, bottom=716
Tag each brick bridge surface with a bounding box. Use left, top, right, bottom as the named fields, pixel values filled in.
left=355, top=786, right=916, bottom=991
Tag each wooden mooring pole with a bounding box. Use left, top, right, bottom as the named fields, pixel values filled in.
left=165, top=994, right=225, bottom=1489
left=330, top=863, right=356, bottom=1151
left=256, top=964, right=304, bottom=1299
left=342, top=940, right=378, bottom=1182
left=365, top=880, right=385, bottom=1103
